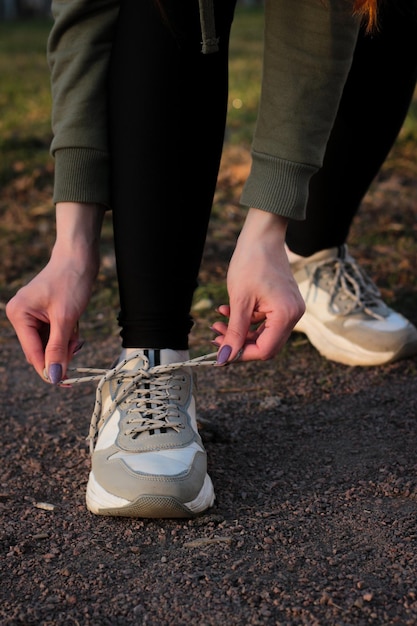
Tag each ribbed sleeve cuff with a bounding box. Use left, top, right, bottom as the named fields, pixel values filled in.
left=53, top=148, right=111, bottom=208
left=240, top=151, right=318, bottom=221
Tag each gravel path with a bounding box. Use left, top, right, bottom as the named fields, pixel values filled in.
left=1, top=327, right=417, bottom=626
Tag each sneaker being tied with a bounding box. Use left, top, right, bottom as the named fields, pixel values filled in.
left=290, top=245, right=417, bottom=366
left=65, top=350, right=217, bottom=518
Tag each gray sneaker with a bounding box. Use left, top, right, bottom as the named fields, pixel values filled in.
left=291, top=245, right=417, bottom=366
left=67, top=349, right=216, bottom=518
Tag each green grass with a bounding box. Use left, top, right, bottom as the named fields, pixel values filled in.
left=0, top=19, right=53, bottom=186
left=228, top=8, right=264, bottom=146
left=0, top=10, right=263, bottom=187
left=2, top=8, right=417, bottom=179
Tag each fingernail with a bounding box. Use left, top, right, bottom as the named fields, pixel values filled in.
left=217, top=345, right=232, bottom=366
left=72, top=340, right=85, bottom=355
left=48, top=363, right=63, bottom=385
left=209, top=326, right=223, bottom=336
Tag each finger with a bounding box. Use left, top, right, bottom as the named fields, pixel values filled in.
left=7, top=312, right=50, bottom=380
left=70, top=338, right=85, bottom=357
left=211, top=324, right=260, bottom=349
left=67, top=320, right=84, bottom=359
left=45, top=316, right=79, bottom=384
left=212, top=304, right=266, bottom=356
left=239, top=317, right=294, bottom=362
left=16, top=325, right=49, bottom=380
left=215, top=309, right=293, bottom=364
left=215, top=301, right=253, bottom=366
left=216, top=304, right=230, bottom=318
left=215, top=304, right=267, bottom=328
left=210, top=321, right=228, bottom=336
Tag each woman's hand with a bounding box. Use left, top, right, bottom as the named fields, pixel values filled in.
left=212, top=208, right=305, bottom=365
left=6, top=202, right=105, bottom=383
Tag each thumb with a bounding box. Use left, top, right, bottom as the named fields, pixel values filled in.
left=216, top=305, right=251, bottom=366
left=45, top=319, right=79, bottom=384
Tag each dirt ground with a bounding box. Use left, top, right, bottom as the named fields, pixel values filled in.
left=1, top=327, right=417, bottom=626
left=1, top=149, right=417, bottom=625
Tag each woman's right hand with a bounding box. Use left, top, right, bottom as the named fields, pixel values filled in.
left=6, top=202, right=105, bottom=383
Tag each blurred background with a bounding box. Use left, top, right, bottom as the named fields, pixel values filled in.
left=0, top=0, right=262, bottom=20
left=0, top=0, right=50, bottom=20
left=1, top=0, right=416, bottom=353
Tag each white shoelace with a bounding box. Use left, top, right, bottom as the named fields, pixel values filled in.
left=64, top=352, right=218, bottom=453
left=309, top=256, right=384, bottom=319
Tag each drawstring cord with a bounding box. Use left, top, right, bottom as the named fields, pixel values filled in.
left=198, top=0, right=219, bottom=53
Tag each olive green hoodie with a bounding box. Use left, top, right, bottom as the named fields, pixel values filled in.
left=47, top=0, right=359, bottom=219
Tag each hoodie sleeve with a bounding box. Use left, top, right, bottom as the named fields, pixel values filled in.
left=47, top=0, right=120, bottom=206
left=241, top=0, right=361, bottom=220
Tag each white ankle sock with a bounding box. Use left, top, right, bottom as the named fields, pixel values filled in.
left=118, top=347, right=189, bottom=365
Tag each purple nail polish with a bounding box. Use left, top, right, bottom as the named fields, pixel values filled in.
left=217, top=344, right=232, bottom=366
left=48, top=363, right=63, bottom=385
left=72, top=340, right=85, bottom=355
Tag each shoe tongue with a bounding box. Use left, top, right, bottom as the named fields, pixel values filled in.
left=337, top=244, right=348, bottom=260
left=291, top=246, right=339, bottom=272
left=118, top=350, right=149, bottom=372
left=311, top=246, right=340, bottom=263
left=116, top=350, right=183, bottom=439
left=338, top=244, right=358, bottom=264
left=112, top=349, right=190, bottom=399
left=110, top=352, right=154, bottom=409
left=116, top=349, right=161, bottom=372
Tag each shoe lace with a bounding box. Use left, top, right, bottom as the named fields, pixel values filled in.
left=309, top=252, right=384, bottom=319
left=63, top=352, right=218, bottom=453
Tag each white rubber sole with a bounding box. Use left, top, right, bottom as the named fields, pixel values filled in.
left=85, top=471, right=215, bottom=518
left=294, top=314, right=417, bottom=367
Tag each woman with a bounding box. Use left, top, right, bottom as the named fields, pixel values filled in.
left=7, top=0, right=365, bottom=517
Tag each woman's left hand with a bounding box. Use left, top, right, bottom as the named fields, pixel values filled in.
left=211, top=208, right=305, bottom=365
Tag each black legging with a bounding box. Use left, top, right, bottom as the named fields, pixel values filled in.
left=286, top=0, right=417, bottom=256
left=108, top=0, right=236, bottom=349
